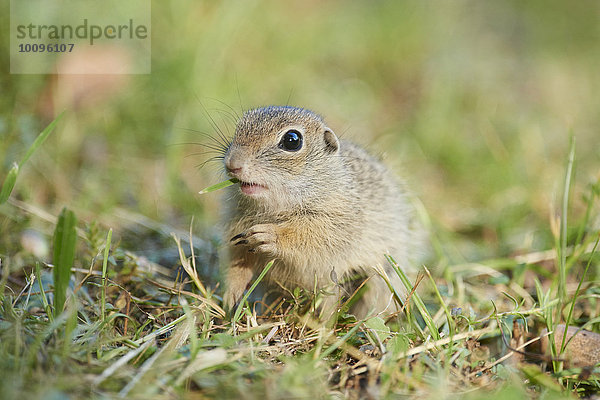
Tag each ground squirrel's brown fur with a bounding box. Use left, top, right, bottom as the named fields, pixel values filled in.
left=221, top=106, right=423, bottom=318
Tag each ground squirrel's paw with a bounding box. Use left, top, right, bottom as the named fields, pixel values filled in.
left=231, top=224, right=278, bottom=255
left=223, top=264, right=254, bottom=314
left=223, top=288, right=241, bottom=312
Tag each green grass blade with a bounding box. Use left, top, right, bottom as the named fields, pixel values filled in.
left=423, top=265, right=455, bottom=337
left=386, top=255, right=440, bottom=340
left=0, top=112, right=63, bottom=204
left=63, top=296, right=79, bottom=357
left=560, top=233, right=599, bottom=353
left=198, top=178, right=239, bottom=194
left=319, top=320, right=364, bottom=360
left=101, top=229, right=113, bottom=321
left=181, top=297, right=199, bottom=358
left=26, top=311, right=70, bottom=369
left=34, top=262, right=53, bottom=322
left=558, top=136, right=575, bottom=301
left=20, top=111, right=65, bottom=167
left=52, top=207, right=78, bottom=317
left=232, top=260, right=274, bottom=324
left=573, top=183, right=597, bottom=252
left=0, top=163, right=19, bottom=204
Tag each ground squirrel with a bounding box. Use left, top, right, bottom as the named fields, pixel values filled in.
left=221, top=106, right=423, bottom=318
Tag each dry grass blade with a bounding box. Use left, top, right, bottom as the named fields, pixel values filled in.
left=175, top=348, right=230, bottom=385
left=145, top=277, right=225, bottom=317
left=118, top=344, right=166, bottom=397
left=396, top=326, right=496, bottom=359
left=93, top=340, right=155, bottom=386
left=172, top=232, right=208, bottom=297
left=467, top=331, right=551, bottom=378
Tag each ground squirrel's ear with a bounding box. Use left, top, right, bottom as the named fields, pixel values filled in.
left=323, top=129, right=339, bottom=153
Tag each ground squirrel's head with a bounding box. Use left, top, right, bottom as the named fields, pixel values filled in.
left=224, top=106, right=341, bottom=208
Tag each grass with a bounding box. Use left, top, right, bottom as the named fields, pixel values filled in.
left=1, top=1, right=600, bottom=398
left=0, top=112, right=63, bottom=204
left=198, top=178, right=240, bottom=195
left=0, top=157, right=598, bottom=397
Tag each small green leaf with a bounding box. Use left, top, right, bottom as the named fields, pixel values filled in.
left=365, top=316, right=391, bottom=343
left=489, top=274, right=510, bottom=285
left=520, top=364, right=563, bottom=392
left=387, top=333, right=410, bottom=355
left=0, top=163, right=19, bottom=204
left=199, top=178, right=239, bottom=194
left=52, top=207, right=78, bottom=317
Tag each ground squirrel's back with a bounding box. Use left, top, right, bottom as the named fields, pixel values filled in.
left=221, top=106, right=423, bottom=317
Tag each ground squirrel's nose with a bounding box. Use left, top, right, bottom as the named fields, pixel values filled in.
left=225, top=155, right=244, bottom=176
left=227, top=166, right=242, bottom=175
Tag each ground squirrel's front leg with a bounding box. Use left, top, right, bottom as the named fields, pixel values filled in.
left=223, top=259, right=254, bottom=311
left=223, top=223, right=281, bottom=312
left=230, top=223, right=280, bottom=256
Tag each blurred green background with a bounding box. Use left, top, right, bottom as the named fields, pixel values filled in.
left=1, top=0, right=599, bottom=264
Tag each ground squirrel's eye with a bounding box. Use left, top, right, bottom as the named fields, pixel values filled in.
left=279, top=130, right=303, bottom=152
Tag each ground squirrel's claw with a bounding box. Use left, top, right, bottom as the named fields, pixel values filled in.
left=231, top=224, right=278, bottom=255
left=230, top=233, right=245, bottom=242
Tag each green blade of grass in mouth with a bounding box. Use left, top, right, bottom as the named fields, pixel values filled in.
left=199, top=178, right=239, bottom=194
